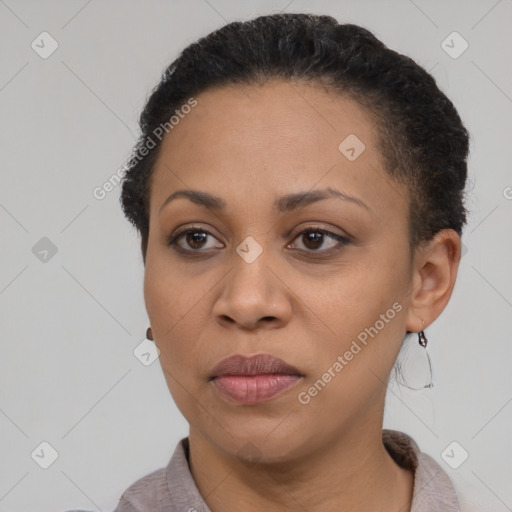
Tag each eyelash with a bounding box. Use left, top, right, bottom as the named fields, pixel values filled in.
left=167, top=226, right=351, bottom=256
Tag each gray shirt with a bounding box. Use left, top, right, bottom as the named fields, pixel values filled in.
left=103, top=429, right=460, bottom=511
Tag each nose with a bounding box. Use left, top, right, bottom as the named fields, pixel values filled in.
left=212, top=249, right=293, bottom=331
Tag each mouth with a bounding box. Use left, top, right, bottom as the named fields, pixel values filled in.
left=209, top=353, right=304, bottom=404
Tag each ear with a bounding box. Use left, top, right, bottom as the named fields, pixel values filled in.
left=405, top=229, right=462, bottom=332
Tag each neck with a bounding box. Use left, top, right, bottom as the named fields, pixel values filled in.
left=188, top=411, right=414, bottom=512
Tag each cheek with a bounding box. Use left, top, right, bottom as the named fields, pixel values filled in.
left=302, top=256, right=408, bottom=388
left=143, top=265, right=193, bottom=368
left=143, top=254, right=204, bottom=330
left=143, top=258, right=216, bottom=381
left=316, top=261, right=403, bottom=333
left=144, top=269, right=208, bottom=420
left=294, top=303, right=406, bottom=432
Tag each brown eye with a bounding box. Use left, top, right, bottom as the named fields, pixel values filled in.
left=184, top=231, right=208, bottom=249
left=168, top=228, right=222, bottom=252
left=289, top=227, right=350, bottom=253
left=167, top=226, right=350, bottom=257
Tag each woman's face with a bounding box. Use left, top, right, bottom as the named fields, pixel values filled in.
left=143, top=80, right=421, bottom=462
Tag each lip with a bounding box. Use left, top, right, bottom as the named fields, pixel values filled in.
left=209, top=353, right=304, bottom=404
left=209, top=353, right=303, bottom=379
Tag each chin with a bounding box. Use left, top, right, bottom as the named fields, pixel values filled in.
left=225, top=426, right=310, bottom=463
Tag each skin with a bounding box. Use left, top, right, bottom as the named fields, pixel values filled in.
left=142, top=80, right=461, bottom=511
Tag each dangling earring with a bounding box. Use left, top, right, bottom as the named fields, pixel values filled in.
left=146, top=326, right=153, bottom=341
left=418, top=330, right=428, bottom=348
left=395, top=320, right=433, bottom=390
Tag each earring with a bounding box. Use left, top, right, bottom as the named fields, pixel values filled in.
left=146, top=326, right=153, bottom=341
left=395, top=320, right=433, bottom=390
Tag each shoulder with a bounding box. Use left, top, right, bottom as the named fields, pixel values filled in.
left=66, top=474, right=168, bottom=512
left=113, top=467, right=170, bottom=512
left=383, top=429, right=462, bottom=511
left=111, top=437, right=209, bottom=512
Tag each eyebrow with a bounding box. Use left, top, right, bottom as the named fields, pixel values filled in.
left=159, top=186, right=371, bottom=214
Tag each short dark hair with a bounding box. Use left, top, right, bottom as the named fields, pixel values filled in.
left=119, top=13, right=470, bottom=258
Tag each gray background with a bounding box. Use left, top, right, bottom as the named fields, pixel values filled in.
left=1, top=0, right=511, bottom=510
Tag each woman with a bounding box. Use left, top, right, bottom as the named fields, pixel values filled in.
left=115, top=12, right=468, bottom=511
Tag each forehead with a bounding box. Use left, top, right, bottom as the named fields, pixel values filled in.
left=158, top=80, right=377, bottom=160
left=150, top=80, right=407, bottom=222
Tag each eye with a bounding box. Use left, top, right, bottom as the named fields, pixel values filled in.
left=167, top=226, right=350, bottom=255
left=288, top=227, right=350, bottom=254
left=167, top=227, right=223, bottom=252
